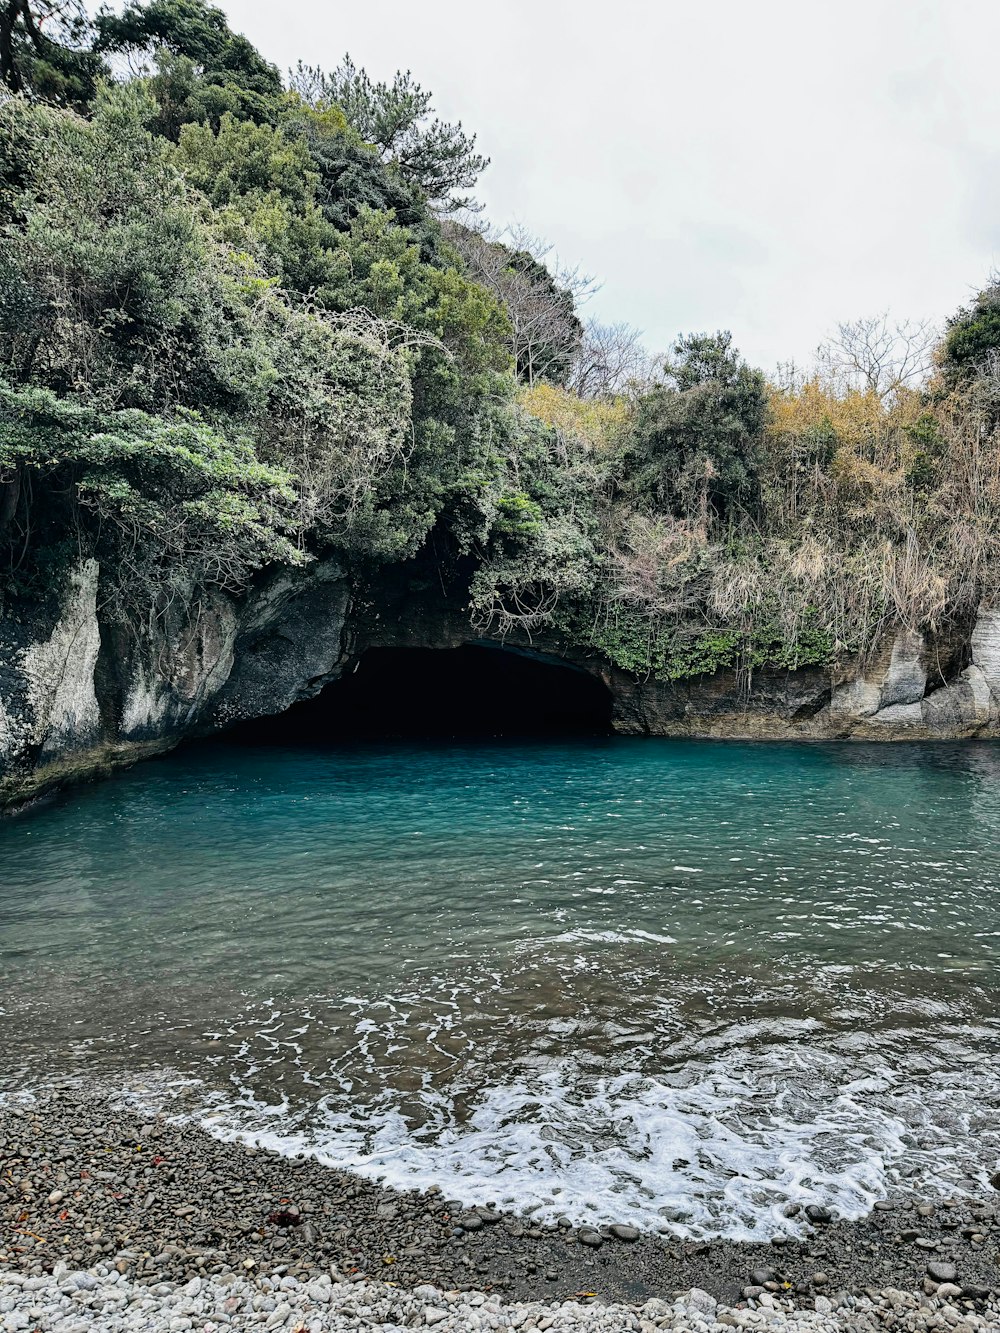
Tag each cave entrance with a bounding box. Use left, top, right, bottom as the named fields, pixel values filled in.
left=236, top=645, right=613, bottom=742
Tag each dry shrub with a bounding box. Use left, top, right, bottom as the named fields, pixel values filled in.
left=607, top=512, right=711, bottom=616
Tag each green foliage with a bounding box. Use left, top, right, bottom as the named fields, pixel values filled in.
left=901, top=413, right=943, bottom=492
left=290, top=56, right=488, bottom=212
left=0, top=0, right=101, bottom=107
left=95, top=0, right=281, bottom=136
left=97, top=0, right=280, bottom=95
left=294, top=112, right=436, bottom=251
left=940, top=282, right=1000, bottom=388
left=0, top=378, right=301, bottom=608
left=573, top=603, right=835, bottom=682
left=0, top=85, right=294, bottom=414
left=0, top=84, right=437, bottom=603
left=259, top=311, right=415, bottom=557
left=494, top=492, right=545, bottom=539
left=628, top=332, right=768, bottom=516
left=463, top=411, right=604, bottom=635
left=173, top=111, right=345, bottom=293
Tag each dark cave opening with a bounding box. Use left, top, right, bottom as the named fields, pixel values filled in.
left=229, top=645, right=614, bottom=742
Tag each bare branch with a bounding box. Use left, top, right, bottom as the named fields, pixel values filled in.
left=446, top=220, right=593, bottom=386
left=816, top=312, right=938, bottom=402
left=568, top=318, right=656, bottom=397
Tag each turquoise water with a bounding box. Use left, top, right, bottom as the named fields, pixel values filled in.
left=2, top=738, right=1000, bottom=1238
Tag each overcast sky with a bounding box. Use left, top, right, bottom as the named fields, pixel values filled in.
left=220, top=0, right=1000, bottom=372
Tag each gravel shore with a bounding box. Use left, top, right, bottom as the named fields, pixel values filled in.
left=4, top=1263, right=999, bottom=1332
left=2, top=1088, right=998, bottom=1331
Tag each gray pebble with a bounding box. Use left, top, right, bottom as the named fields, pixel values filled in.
left=927, top=1260, right=957, bottom=1283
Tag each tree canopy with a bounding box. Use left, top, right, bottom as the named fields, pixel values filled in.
left=289, top=56, right=488, bottom=212
left=3, top=0, right=1000, bottom=687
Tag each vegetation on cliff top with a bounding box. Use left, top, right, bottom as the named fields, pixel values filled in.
left=3, top=0, right=1000, bottom=679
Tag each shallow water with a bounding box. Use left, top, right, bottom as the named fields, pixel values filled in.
left=2, top=738, right=1000, bottom=1239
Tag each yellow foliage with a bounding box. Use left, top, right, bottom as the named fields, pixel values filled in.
left=765, top=379, right=933, bottom=507
left=767, top=378, right=923, bottom=450
left=518, top=383, right=632, bottom=450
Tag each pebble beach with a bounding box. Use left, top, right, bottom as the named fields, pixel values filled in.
left=2, top=1088, right=998, bottom=1332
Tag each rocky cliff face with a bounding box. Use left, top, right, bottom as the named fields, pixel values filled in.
left=3, top=556, right=1000, bottom=810
left=0, top=559, right=351, bottom=809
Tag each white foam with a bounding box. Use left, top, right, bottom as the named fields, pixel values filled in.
left=187, top=1043, right=1000, bottom=1242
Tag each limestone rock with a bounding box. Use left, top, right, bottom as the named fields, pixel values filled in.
left=22, top=558, right=103, bottom=759
left=868, top=702, right=923, bottom=728
left=971, top=608, right=1000, bottom=696
left=830, top=678, right=882, bottom=718
left=880, top=629, right=927, bottom=707
left=921, top=667, right=992, bottom=732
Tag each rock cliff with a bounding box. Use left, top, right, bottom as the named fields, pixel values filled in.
left=2, top=556, right=999, bottom=810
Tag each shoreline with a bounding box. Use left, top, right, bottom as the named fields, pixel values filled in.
left=2, top=1089, right=998, bottom=1329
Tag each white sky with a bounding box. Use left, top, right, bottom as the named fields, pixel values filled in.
left=219, top=0, right=1000, bottom=372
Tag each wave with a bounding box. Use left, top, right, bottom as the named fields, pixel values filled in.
left=172, top=1040, right=1000, bottom=1242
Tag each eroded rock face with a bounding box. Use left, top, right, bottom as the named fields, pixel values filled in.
left=0, top=560, right=105, bottom=798
left=0, top=558, right=352, bottom=808
left=3, top=559, right=1000, bottom=810
left=208, top=561, right=350, bottom=728
left=119, top=588, right=240, bottom=743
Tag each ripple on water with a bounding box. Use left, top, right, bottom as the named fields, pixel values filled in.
left=3, top=737, right=1000, bottom=1236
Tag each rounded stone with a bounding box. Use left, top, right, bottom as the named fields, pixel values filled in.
left=927, top=1260, right=958, bottom=1283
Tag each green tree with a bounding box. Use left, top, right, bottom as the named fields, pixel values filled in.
left=939, top=280, right=1000, bottom=388
left=628, top=332, right=768, bottom=516
left=290, top=56, right=488, bottom=212
left=95, top=0, right=283, bottom=136
left=0, top=84, right=436, bottom=600
left=0, top=381, right=302, bottom=604
left=288, top=103, right=439, bottom=257
left=173, top=110, right=345, bottom=293
left=0, top=0, right=101, bottom=106
left=0, top=83, right=281, bottom=414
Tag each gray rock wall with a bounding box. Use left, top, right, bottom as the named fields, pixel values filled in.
left=0, top=558, right=352, bottom=809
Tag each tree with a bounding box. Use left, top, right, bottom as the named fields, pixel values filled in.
left=288, top=105, right=439, bottom=256
left=0, top=0, right=99, bottom=105
left=172, top=111, right=345, bottom=293
left=289, top=56, right=488, bottom=212
left=568, top=319, right=654, bottom=398
left=96, top=0, right=280, bottom=95
left=816, top=312, right=937, bottom=402
left=95, top=0, right=282, bottom=136
left=446, top=222, right=591, bottom=386
left=939, top=280, right=1000, bottom=389
left=0, top=84, right=421, bottom=599
left=629, top=332, right=768, bottom=517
